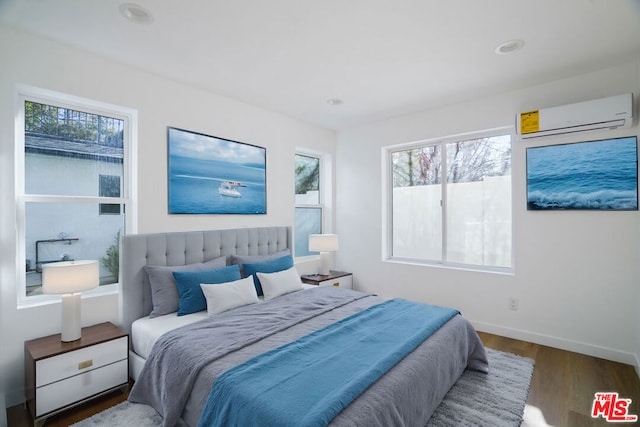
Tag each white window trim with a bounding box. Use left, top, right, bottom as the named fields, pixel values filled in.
left=15, top=85, right=138, bottom=308
left=294, top=148, right=333, bottom=259
left=382, top=126, right=514, bottom=274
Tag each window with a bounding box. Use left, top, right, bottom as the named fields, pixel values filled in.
left=387, top=130, right=512, bottom=270
left=295, top=153, right=323, bottom=257
left=17, top=87, right=136, bottom=302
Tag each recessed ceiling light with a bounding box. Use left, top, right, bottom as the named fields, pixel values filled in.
left=494, top=39, right=525, bottom=55
left=327, top=98, right=343, bottom=106
left=119, top=3, right=153, bottom=24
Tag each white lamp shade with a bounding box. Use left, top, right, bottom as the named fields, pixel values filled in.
left=308, top=234, right=339, bottom=252
left=42, top=260, right=99, bottom=294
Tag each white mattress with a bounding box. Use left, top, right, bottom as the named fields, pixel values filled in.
left=131, top=284, right=316, bottom=359
left=132, top=311, right=208, bottom=359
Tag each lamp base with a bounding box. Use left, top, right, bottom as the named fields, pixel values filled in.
left=61, top=293, right=82, bottom=342
left=318, top=251, right=331, bottom=276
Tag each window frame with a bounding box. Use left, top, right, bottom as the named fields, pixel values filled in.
left=15, top=85, right=138, bottom=307
left=294, top=149, right=333, bottom=258
left=383, top=126, right=514, bottom=274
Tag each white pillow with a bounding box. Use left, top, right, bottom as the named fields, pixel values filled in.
left=200, top=276, right=259, bottom=315
left=256, top=266, right=304, bottom=300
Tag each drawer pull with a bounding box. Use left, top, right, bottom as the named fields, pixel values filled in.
left=78, top=360, right=93, bottom=370
left=332, top=282, right=340, bottom=287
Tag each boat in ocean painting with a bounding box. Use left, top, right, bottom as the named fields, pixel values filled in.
left=168, top=127, right=266, bottom=214
left=218, top=181, right=244, bottom=198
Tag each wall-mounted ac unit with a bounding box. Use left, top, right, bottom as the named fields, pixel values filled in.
left=516, top=93, right=633, bottom=139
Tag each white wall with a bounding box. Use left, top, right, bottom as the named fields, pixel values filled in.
left=336, top=61, right=640, bottom=368
left=0, top=25, right=335, bottom=407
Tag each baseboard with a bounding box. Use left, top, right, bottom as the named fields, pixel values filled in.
left=472, top=320, right=640, bottom=374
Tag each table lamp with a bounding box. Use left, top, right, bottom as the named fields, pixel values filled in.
left=42, top=260, right=99, bottom=342
left=308, top=234, right=339, bottom=276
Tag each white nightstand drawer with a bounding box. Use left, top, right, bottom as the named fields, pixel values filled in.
left=36, top=337, right=128, bottom=387
left=318, top=275, right=353, bottom=289
left=35, top=359, right=128, bottom=416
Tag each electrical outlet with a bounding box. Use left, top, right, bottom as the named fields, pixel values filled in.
left=508, top=297, right=519, bottom=311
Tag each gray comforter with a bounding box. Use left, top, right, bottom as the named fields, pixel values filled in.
left=129, top=286, right=488, bottom=427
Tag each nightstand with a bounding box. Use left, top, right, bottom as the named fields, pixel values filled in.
left=301, top=270, right=353, bottom=289
left=25, top=322, right=128, bottom=426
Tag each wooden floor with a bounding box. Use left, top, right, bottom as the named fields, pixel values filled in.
left=6, top=332, right=640, bottom=426
left=478, top=332, right=640, bottom=427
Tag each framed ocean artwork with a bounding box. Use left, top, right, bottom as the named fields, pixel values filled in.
left=167, top=127, right=266, bottom=214
left=526, top=136, right=638, bottom=210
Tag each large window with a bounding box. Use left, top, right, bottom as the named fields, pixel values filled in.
left=295, top=153, right=323, bottom=257
left=17, top=88, right=136, bottom=302
left=387, top=130, right=512, bottom=270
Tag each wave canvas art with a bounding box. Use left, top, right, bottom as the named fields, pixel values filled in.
left=168, top=127, right=266, bottom=214
left=526, top=136, right=638, bottom=210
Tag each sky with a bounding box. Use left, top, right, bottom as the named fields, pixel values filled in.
left=168, top=127, right=265, bottom=165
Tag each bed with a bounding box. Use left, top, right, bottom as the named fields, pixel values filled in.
left=119, top=226, right=488, bottom=427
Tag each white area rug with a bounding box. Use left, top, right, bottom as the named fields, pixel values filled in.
left=427, top=348, right=534, bottom=426
left=72, top=348, right=534, bottom=427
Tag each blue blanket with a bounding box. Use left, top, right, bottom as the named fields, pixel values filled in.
left=198, top=298, right=459, bottom=427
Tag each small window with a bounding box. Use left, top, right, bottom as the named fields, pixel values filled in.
left=295, top=153, right=322, bottom=257
left=387, top=130, right=513, bottom=270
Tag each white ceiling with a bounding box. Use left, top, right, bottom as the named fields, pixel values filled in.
left=2, top=0, right=640, bottom=130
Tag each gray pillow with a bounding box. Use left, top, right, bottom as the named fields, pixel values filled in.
left=230, top=249, right=291, bottom=277
left=145, top=256, right=227, bottom=317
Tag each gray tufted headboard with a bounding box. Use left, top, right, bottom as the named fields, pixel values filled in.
left=118, top=226, right=291, bottom=335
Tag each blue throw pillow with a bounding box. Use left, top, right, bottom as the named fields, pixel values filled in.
left=243, top=255, right=295, bottom=296
left=173, top=265, right=241, bottom=316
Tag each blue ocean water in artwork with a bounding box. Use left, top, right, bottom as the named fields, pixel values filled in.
left=169, top=154, right=266, bottom=214
left=526, top=137, right=638, bottom=210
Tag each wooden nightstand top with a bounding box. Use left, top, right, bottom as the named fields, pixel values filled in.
left=301, top=270, right=352, bottom=285
left=25, top=322, right=127, bottom=361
